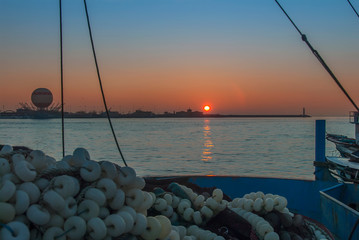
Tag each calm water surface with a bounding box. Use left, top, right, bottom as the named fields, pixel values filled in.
left=0, top=117, right=354, bottom=179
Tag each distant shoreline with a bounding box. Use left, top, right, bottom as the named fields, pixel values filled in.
left=0, top=108, right=310, bottom=119
left=0, top=113, right=311, bottom=119
left=202, top=114, right=311, bottom=118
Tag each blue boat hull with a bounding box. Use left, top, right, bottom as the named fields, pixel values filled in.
left=146, top=174, right=358, bottom=239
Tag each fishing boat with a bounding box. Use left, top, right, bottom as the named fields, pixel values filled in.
left=326, top=112, right=359, bottom=188
left=2, top=1, right=359, bottom=240
left=325, top=155, right=359, bottom=182
left=326, top=112, right=359, bottom=162
left=326, top=133, right=359, bottom=160
left=325, top=111, right=359, bottom=183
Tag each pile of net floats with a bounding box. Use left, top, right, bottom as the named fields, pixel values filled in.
left=0, top=145, right=333, bottom=240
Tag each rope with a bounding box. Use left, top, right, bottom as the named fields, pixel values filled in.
left=83, top=0, right=128, bottom=166
left=347, top=0, right=359, bottom=20
left=313, top=161, right=330, bottom=167
left=348, top=217, right=359, bottom=240
left=77, top=209, right=89, bottom=215
left=55, top=226, right=75, bottom=239
left=59, top=0, right=65, bottom=158
left=0, top=223, right=15, bottom=236
left=274, top=0, right=359, bottom=112
left=305, top=219, right=334, bottom=240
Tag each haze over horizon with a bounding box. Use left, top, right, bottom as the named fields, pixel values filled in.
left=1, top=0, right=359, bottom=116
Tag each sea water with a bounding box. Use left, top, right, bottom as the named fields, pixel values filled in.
left=0, top=117, right=354, bottom=179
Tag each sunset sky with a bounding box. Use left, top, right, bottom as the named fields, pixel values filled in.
left=1, top=0, right=358, bottom=116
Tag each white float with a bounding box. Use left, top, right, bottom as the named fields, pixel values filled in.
left=87, top=217, right=107, bottom=240
left=63, top=216, right=86, bottom=239
left=0, top=202, right=16, bottom=223
left=104, top=214, right=126, bottom=237
left=0, top=180, right=16, bottom=202
left=0, top=221, right=30, bottom=240
left=0, top=145, right=321, bottom=240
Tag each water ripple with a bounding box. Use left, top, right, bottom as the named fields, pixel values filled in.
left=0, top=117, right=352, bottom=179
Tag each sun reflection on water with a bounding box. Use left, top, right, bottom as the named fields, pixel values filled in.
left=201, top=119, right=214, bottom=162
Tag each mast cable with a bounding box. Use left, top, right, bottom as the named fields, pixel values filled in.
left=347, top=0, right=359, bottom=19
left=274, top=0, right=359, bottom=112
left=59, top=0, right=65, bottom=158
left=83, top=0, right=128, bottom=166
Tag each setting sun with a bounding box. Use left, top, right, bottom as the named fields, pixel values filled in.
left=204, top=105, right=211, bottom=112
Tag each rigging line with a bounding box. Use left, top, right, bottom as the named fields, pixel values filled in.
left=347, top=0, right=359, bottom=19
left=83, top=0, right=128, bottom=166
left=59, top=0, right=65, bottom=158
left=274, top=0, right=359, bottom=112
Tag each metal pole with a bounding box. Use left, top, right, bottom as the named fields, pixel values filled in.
left=354, top=112, right=359, bottom=145
left=315, top=120, right=326, bottom=180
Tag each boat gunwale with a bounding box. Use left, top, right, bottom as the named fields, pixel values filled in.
left=143, top=174, right=317, bottom=182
